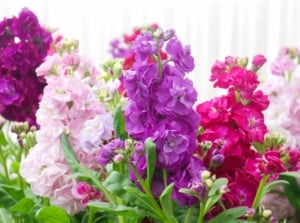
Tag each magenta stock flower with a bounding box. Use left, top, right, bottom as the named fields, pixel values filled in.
left=252, top=54, right=267, bottom=69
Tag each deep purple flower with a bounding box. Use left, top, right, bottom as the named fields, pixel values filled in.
left=0, top=8, right=52, bottom=126
left=0, top=78, right=21, bottom=105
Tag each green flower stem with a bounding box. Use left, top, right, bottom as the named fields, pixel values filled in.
left=248, top=174, right=270, bottom=221
left=0, top=148, right=10, bottom=184
left=197, top=201, right=205, bottom=223
left=16, top=144, right=24, bottom=190
left=87, top=207, right=95, bottom=223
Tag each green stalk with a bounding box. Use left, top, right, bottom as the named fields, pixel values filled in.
left=0, top=148, right=10, bottom=184
left=87, top=207, right=95, bottom=223
left=197, top=201, right=205, bottom=223
left=251, top=174, right=269, bottom=210
left=16, top=143, right=24, bottom=190
left=248, top=174, right=269, bottom=221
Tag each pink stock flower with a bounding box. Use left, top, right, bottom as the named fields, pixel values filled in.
left=20, top=40, right=109, bottom=215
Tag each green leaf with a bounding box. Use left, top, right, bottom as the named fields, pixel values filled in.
left=204, top=178, right=228, bottom=213
left=88, top=201, right=145, bottom=217
left=60, top=133, right=81, bottom=173
left=0, top=184, right=24, bottom=201
left=208, top=178, right=228, bottom=197
left=206, top=206, right=247, bottom=223
left=204, top=194, right=223, bottom=214
left=159, top=183, right=177, bottom=222
left=0, top=129, right=8, bottom=146
left=144, top=138, right=156, bottom=188
left=124, top=186, right=163, bottom=220
left=10, top=197, right=34, bottom=215
left=173, top=205, right=199, bottom=223
left=103, top=171, right=135, bottom=202
left=113, top=104, right=128, bottom=140
left=0, top=186, right=17, bottom=208
left=61, top=133, right=100, bottom=185
left=279, top=172, right=300, bottom=211
left=0, top=208, right=13, bottom=223
left=262, top=180, right=289, bottom=195
left=36, top=206, right=70, bottom=223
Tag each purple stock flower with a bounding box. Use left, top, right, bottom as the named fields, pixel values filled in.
left=170, top=157, right=207, bottom=205
left=133, top=32, right=157, bottom=62
left=153, top=118, right=197, bottom=171
left=155, top=75, right=197, bottom=116
left=124, top=63, right=158, bottom=101
left=124, top=101, right=157, bottom=140
left=98, top=139, right=125, bottom=165
left=166, top=38, right=194, bottom=73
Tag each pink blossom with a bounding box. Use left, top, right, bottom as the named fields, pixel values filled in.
left=252, top=54, right=267, bottom=68
left=20, top=42, right=109, bottom=215
left=73, top=182, right=102, bottom=206
left=271, top=55, right=296, bottom=76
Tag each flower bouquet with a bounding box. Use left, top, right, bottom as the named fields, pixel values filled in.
left=1, top=9, right=300, bottom=223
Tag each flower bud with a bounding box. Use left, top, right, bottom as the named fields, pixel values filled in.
left=262, top=209, right=272, bottom=218
left=112, top=154, right=125, bottom=163
left=210, top=153, right=225, bottom=168
left=205, top=179, right=213, bottom=188
left=201, top=170, right=211, bottom=180
left=252, top=54, right=267, bottom=69
left=218, top=184, right=229, bottom=194
left=237, top=57, right=248, bottom=67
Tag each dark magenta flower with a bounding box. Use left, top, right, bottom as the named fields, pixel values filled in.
left=0, top=8, right=52, bottom=126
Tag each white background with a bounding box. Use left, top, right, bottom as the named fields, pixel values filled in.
left=1, top=0, right=300, bottom=102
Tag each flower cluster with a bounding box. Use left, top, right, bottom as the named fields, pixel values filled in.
left=120, top=28, right=203, bottom=205
left=0, top=8, right=52, bottom=126
left=20, top=40, right=109, bottom=215
left=261, top=47, right=300, bottom=148
left=1, top=10, right=300, bottom=223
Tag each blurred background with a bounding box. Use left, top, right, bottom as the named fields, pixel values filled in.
left=1, top=0, right=300, bottom=101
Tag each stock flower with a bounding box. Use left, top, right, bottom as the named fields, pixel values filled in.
left=155, top=75, right=197, bottom=116
left=252, top=54, right=267, bottom=69
left=20, top=40, right=109, bottom=215
left=73, top=181, right=102, bottom=206
left=80, top=113, right=114, bottom=152
left=98, top=139, right=125, bottom=165
left=166, top=38, right=194, bottom=73
left=0, top=8, right=52, bottom=126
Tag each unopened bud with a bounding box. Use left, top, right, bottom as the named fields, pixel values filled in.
left=219, top=185, right=229, bottom=194
left=262, top=209, right=272, bottom=218
left=201, top=170, right=211, bottom=180
left=112, top=154, right=124, bottom=163
left=205, top=179, right=213, bottom=188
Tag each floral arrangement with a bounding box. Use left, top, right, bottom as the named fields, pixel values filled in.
left=1, top=10, right=300, bottom=223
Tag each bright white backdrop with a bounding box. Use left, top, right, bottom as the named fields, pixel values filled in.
left=1, top=0, right=300, bottom=101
